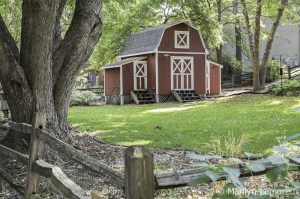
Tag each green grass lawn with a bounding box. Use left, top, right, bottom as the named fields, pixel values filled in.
left=68, top=94, right=300, bottom=155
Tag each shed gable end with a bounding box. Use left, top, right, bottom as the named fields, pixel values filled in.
left=158, top=23, right=205, bottom=53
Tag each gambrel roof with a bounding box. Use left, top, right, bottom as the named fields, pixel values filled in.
left=118, top=20, right=207, bottom=58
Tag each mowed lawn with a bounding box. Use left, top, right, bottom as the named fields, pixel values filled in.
left=68, top=95, right=300, bottom=154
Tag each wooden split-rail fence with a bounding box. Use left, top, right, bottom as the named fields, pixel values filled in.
left=0, top=114, right=300, bottom=198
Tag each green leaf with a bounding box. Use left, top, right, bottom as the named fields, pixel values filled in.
left=188, top=174, right=211, bottom=185
left=191, top=162, right=209, bottom=167
left=212, top=193, right=235, bottom=199
left=222, top=167, right=241, bottom=177
left=266, top=165, right=288, bottom=183
left=223, top=183, right=235, bottom=190
left=248, top=196, right=270, bottom=199
left=187, top=154, right=208, bottom=161
left=267, top=155, right=289, bottom=165
left=244, top=152, right=256, bottom=158
left=273, top=146, right=290, bottom=154
left=228, top=158, right=244, bottom=164
left=280, top=132, right=300, bottom=143
left=289, top=157, right=300, bottom=164
left=291, top=182, right=300, bottom=188
left=246, top=162, right=266, bottom=172
left=205, top=170, right=220, bottom=182
left=225, top=174, right=244, bottom=188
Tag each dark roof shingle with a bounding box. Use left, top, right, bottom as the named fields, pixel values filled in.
left=118, top=21, right=191, bottom=57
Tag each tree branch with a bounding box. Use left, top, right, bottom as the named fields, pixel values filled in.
left=253, top=0, right=262, bottom=53
left=52, top=0, right=102, bottom=129
left=0, top=15, right=33, bottom=122
left=0, top=15, right=20, bottom=62
left=240, top=0, right=255, bottom=55
left=53, top=0, right=67, bottom=51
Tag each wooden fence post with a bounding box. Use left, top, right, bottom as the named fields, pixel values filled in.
left=24, top=112, right=46, bottom=199
left=125, top=146, right=154, bottom=199
left=0, top=176, right=2, bottom=194
left=288, top=65, right=292, bottom=79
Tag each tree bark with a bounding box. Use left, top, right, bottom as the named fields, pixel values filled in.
left=216, top=0, right=223, bottom=64
left=0, top=0, right=103, bottom=142
left=241, top=0, right=262, bottom=91
left=260, top=0, right=288, bottom=88
left=233, top=0, right=242, bottom=84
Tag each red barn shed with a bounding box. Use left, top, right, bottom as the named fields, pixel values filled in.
left=103, top=20, right=222, bottom=105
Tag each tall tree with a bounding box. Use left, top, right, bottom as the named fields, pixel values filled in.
left=260, top=0, right=289, bottom=88
left=241, top=0, right=288, bottom=90
left=0, top=0, right=102, bottom=139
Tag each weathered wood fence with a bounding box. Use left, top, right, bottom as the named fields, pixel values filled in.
left=287, top=65, right=300, bottom=79
left=0, top=118, right=299, bottom=199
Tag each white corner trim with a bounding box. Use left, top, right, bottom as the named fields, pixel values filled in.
left=120, top=65, right=124, bottom=105
left=155, top=51, right=159, bottom=100
left=104, top=69, right=106, bottom=103
left=219, top=65, right=222, bottom=95
left=205, top=54, right=209, bottom=95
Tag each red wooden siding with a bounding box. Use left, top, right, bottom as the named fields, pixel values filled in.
left=147, top=54, right=156, bottom=94
left=210, top=63, right=221, bottom=95
left=194, top=55, right=206, bottom=94
left=105, top=68, right=120, bottom=95
left=158, top=54, right=206, bottom=95
left=122, top=63, right=134, bottom=95
left=158, top=23, right=205, bottom=53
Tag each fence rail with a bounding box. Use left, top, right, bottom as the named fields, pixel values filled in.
left=222, top=72, right=253, bottom=89
left=1, top=120, right=300, bottom=198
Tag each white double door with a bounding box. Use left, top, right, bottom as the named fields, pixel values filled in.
left=171, top=57, right=194, bottom=90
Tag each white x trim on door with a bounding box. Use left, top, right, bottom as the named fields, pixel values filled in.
left=134, top=61, right=147, bottom=90
left=171, top=56, right=194, bottom=90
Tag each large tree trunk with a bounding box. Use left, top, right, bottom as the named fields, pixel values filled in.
left=241, top=0, right=262, bottom=91
left=260, top=0, right=288, bottom=88
left=0, top=0, right=102, bottom=143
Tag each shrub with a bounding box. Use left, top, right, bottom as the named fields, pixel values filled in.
left=271, top=79, right=300, bottom=96
left=70, top=90, right=101, bottom=106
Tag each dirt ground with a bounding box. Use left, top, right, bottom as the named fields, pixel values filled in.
left=0, top=128, right=290, bottom=199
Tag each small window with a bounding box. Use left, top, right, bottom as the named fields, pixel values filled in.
left=175, top=31, right=189, bottom=49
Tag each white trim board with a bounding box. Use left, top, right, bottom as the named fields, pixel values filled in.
left=102, top=65, right=121, bottom=69
left=118, top=52, right=153, bottom=59
left=155, top=51, right=159, bottom=102
left=207, top=60, right=223, bottom=68
left=158, top=51, right=206, bottom=55
left=120, top=65, right=124, bottom=105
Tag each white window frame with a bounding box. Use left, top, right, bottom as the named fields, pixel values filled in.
left=174, top=31, right=190, bottom=49
left=133, top=61, right=148, bottom=91
left=171, top=56, right=194, bottom=90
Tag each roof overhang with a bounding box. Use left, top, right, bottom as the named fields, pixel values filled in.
left=208, top=60, right=223, bottom=68
left=103, top=56, right=147, bottom=69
